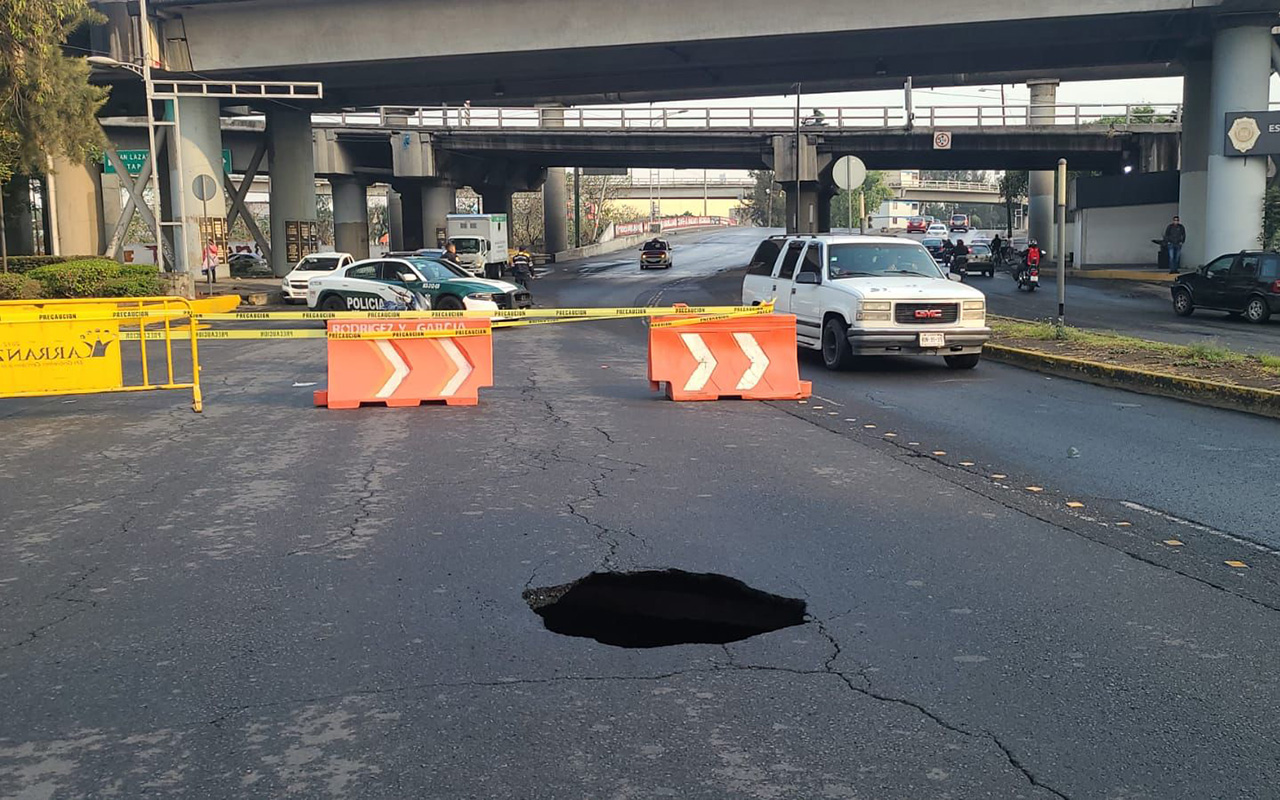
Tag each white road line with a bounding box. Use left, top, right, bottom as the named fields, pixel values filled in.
left=812, top=395, right=844, bottom=407
left=680, top=333, right=717, bottom=392
left=733, top=332, right=768, bottom=390
left=375, top=340, right=410, bottom=398
left=1119, top=501, right=1279, bottom=555
left=439, top=339, right=472, bottom=397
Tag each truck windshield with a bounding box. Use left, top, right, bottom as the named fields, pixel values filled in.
left=295, top=256, right=342, bottom=271
left=451, top=238, right=483, bottom=255
left=828, top=244, right=945, bottom=279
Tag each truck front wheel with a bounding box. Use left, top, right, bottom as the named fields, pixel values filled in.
left=821, top=317, right=855, bottom=370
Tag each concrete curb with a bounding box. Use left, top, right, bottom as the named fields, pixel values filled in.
left=985, top=344, right=1280, bottom=420
left=1036, top=268, right=1176, bottom=283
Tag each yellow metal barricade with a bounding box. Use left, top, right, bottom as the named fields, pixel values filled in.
left=0, top=296, right=203, bottom=412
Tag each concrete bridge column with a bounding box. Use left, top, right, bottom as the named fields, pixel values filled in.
left=393, top=181, right=425, bottom=250
left=784, top=183, right=827, bottom=234
left=387, top=189, right=404, bottom=251
left=1026, top=79, right=1059, bottom=254
left=170, top=96, right=226, bottom=274
left=332, top=177, right=369, bottom=259
left=267, top=108, right=317, bottom=276
left=539, top=107, right=569, bottom=254
left=1205, top=20, right=1272, bottom=260
left=1179, top=58, right=1211, bottom=269
left=422, top=181, right=455, bottom=248
left=46, top=156, right=105, bottom=256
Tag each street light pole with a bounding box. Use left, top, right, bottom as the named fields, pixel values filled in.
left=794, top=83, right=802, bottom=233
left=1056, top=158, right=1067, bottom=327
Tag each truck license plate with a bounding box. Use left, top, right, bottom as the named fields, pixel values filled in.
left=919, top=332, right=945, bottom=348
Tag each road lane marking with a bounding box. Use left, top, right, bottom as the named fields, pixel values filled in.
left=1225, top=560, right=1249, bottom=569
left=1120, top=501, right=1277, bottom=555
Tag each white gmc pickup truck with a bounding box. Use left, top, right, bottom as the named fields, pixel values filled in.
left=741, top=234, right=991, bottom=370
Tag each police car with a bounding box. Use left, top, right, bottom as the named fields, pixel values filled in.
left=306, top=256, right=533, bottom=312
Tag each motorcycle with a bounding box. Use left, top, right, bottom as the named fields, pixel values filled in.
left=1014, top=262, right=1040, bottom=291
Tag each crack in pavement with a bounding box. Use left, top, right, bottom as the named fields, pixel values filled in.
left=0, top=565, right=102, bottom=652
left=287, top=460, right=379, bottom=556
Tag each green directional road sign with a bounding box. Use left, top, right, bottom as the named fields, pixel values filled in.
left=104, top=148, right=233, bottom=176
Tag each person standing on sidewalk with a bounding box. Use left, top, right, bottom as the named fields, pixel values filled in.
left=1163, top=215, right=1186, bottom=274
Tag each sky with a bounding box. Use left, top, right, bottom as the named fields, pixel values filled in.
left=657, top=75, right=1280, bottom=111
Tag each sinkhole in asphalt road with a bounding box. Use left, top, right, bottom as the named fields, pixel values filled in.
left=523, top=570, right=807, bottom=648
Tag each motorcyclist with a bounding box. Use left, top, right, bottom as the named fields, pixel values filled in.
left=510, top=245, right=534, bottom=289
left=1018, top=239, right=1042, bottom=281
left=950, top=238, right=971, bottom=275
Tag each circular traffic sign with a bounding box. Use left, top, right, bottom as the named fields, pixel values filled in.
left=192, top=173, right=217, bottom=201
left=832, top=155, right=867, bottom=191
left=933, top=131, right=952, bottom=150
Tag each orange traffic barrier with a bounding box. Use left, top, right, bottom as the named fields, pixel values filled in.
left=647, top=312, right=812, bottom=401
left=314, top=318, right=493, bottom=409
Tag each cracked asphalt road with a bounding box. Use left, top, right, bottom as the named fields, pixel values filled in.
left=1, top=227, right=1278, bottom=799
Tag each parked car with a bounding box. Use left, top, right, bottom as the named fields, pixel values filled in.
left=925, top=223, right=948, bottom=237
left=741, top=234, right=989, bottom=370
left=281, top=252, right=356, bottom=303
left=906, top=217, right=928, bottom=233
left=1171, top=250, right=1280, bottom=323
left=922, top=237, right=947, bottom=260
left=949, top=214, right=970, bottom=232
left=227, top=252, right=272, bottom=278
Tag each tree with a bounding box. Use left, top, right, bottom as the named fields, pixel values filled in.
left=566, top=173, right=634, bottom=246
left=1263, top=182, right=1280, bottom=252
left=998, top=171, right=1029, bottom=237
left=0, top=0, right=108, bottom=184
left=739, top=170, right=785, bottom=227
left=509, top=191, right=543, bottom=251
left=1097, top=104, right=1175, bottom=126
left=830, top=171, right=894, bottom=229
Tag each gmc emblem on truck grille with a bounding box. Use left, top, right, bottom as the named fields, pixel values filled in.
left=914, top=309, right=944, bottom=319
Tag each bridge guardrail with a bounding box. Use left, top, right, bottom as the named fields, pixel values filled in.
left=310, top=103, right=1190, bottom=131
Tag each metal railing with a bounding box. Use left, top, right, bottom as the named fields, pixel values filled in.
left=311, top=103, right=1188, bottom=131
left=890, top=178, right=1001, bottom=192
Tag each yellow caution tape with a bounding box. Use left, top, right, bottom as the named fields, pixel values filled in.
left=0, top=309, right=188, bottom=324
left=196, top=304, right=772, bottom=322
left=120, top=327, right=490, bottom=341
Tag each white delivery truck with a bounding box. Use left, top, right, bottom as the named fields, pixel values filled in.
left=446, top=214, right=509, bottom=277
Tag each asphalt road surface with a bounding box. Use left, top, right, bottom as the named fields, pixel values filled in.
left=1, top=226, right=1278, bottom=799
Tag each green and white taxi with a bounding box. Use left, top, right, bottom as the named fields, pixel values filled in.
left=306, top=256, right=533, bottom=312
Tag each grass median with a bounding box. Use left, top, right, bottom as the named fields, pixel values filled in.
left=990, top=318, right=1280, bottom=392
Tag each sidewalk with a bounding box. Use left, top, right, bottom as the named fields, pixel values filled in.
left=194, top=276, right=283, bottom=305
left=1036, top=263, right=1175, bottom=283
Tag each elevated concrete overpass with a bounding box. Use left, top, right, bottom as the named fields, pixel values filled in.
left=79, top=1, right=1279, bottom=275
left=102, top=0, right=1274, bottom=107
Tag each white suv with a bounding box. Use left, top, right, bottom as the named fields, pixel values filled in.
left=742, top=235, right=990, bottom=370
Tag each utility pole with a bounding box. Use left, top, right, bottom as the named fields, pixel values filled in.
left=139, top=0, right=165, bottom=271
left=1056, top=158, right=1067, bottom=328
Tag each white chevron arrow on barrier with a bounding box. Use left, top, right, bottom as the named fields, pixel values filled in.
left=439, top=338, right=472, bottom=397
left=733, top=332, right=769, bottom=390
left=375, top=340, right=410, bottom=398
left=680, top=333, right=718, bottom=392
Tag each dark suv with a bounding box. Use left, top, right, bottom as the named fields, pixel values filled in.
left=1171, top=251, right=1280, bottom=323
